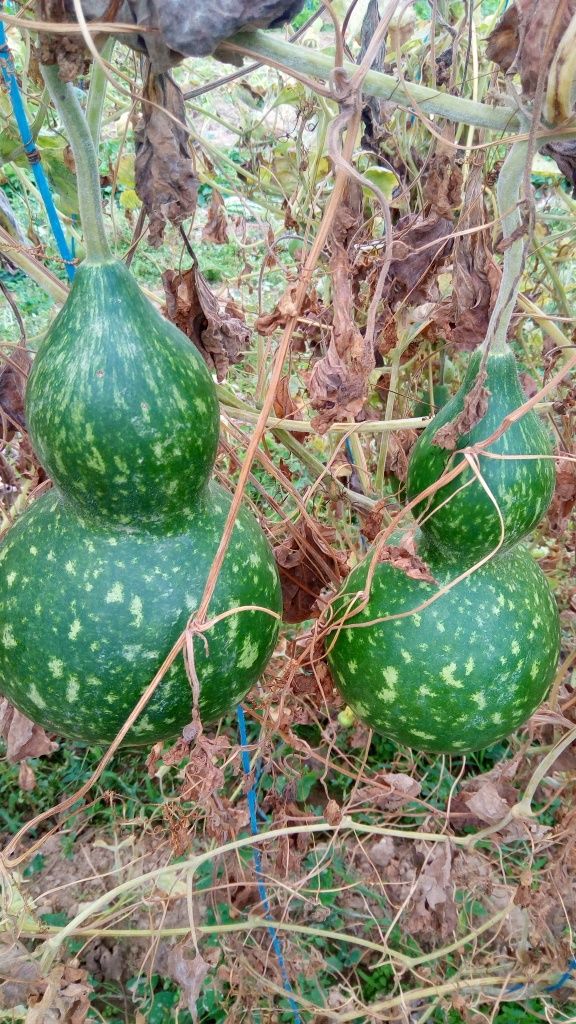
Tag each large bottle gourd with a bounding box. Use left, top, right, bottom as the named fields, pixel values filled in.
left=0, top=66, right=281, bottom=745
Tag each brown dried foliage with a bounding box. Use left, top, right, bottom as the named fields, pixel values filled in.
left=0, top=698, right=58, bottom=762
left=377, top=543, right=437, bottom=584
left=274, top=519, right=348, bottom=624
left=486, top=0, right=576, bottom=99
left=309, top=182, right=376, bottom=431
left=163, top=265, right=249, bottom=380
left=433, top=365, right=490, bottom=449
left=134, top=70, right=198, bottom=247
left=201, top=189, right=229, bottom=244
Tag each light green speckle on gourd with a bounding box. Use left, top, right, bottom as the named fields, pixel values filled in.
left=326, top=541, right=560, bottom=754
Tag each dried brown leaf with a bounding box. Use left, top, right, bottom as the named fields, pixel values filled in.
left=463, top=782, right=512, bottom=823
left=423, top=152, right=463, bottom=220
left=325, top=799, right=342, bottom=825
left=385, top=429, right=418, bottom=482
left=163, top=265, right=249, bottom=380
left=202, top=189, right=229, bottom=244
left=355, top=772, right=421, bottom=810
left=135, top=70, right=198, bottom=247
left=486, top=0, right=576, bottom=100
left=18, top=761, right=36, bottom=792
left=0, top=698, right=58, bottom=762
left=446, top=157, right=499, bottom=349
left=378, top=544, right=437, bottom=584
left=547, top=458, right=576, bottom=535
left=0, top=343, right=30, bottom=440
left=310, top=182, right=375, bottom=431
left=27, top=964, right=91, bottom=1024
left=274, top=520, right=348, bottom=624
left=433, top=366, right=490, bottom=450
left=386, top=213, right=453, bottom=305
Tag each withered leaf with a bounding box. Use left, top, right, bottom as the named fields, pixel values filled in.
left=18, top=761, right=36, bottom=792
left=163, top=265, right=249, bottom=381
left=486, top=0, right=576, bottom=101
left=310, top=182, right=375, bottom=431
left=0, top=343, right=31, bottom=440
left=378, top=544, right=437, bottom=584
left=423, top=152, right=463, bottom=220
left=447, top=156, right=499, bottom=349
left=202, top=189, right=229, bottom=245
left=167, top=946, right=210, bottom=1022
left=0, top=698, right=58, bottom=762
left=274, top=519, right=348, bottom=624
left=433, top=366, right=490, bottom=450
left=27, top=964, right=91, bottom=1024
left=385, top=212, right=453, bottom=305
left=547, top=458, right=576, bottom=535
left=135, top=70, right=198, bottom=247
left=355, top=772, right=421, bottom=810
left=541, top=139, right=576, bottom=192
left=385, top=429, right=418, bottom=482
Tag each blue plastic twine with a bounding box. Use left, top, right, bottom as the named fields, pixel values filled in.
left=0, top=3, right=75, bottom=280
left=236, top=705, right=303, bottom=1022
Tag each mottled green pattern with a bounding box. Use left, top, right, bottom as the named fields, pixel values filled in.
left=26, top=262, right=220, bottom=531
left=0, top=483, right=281, bottom=745
left=406, top=349, right=555, bottom=562
left=327, top=543, right=560, bottom=753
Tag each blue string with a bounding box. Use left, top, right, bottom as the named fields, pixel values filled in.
left=0, top=3, right=76, bottom=280
left=236, top=705, right=303, bottom=1023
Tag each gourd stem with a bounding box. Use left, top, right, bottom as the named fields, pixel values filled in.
left=481, top=140, right=529, bottom=356
left=41, top=63, right=113, bottom=265
left=86, top=39, right=115, bottom=148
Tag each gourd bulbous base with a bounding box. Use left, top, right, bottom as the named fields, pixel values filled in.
left=326, top=541, right=560, bottom=754
left=0, top=483, right=281, bottom=745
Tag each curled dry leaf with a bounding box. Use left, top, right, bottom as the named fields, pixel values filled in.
left=310, top=182, right=376, bottom=431
left=547, top=459, right=576, bottom=535
left=202, top=189, right=229, bottom=244
left=134, top=70, right=198, bottom=247
left=0, top=343, right=31, bottom=440
left=433, top=366, right=490, bottom=450
left=71, top=0, right=305, bottom=71
left=377, top=544, right=437, bottom=584
left=486, top=0, right=576, bottom=100
left=446, top=156, right=499, bottom=349
left=163, top=265, right=249, bottom=381
left=385, top=212, right=453, bottom=305
left=385, top=429, right=418, bottom=482
left=423, top=151, right=463, bottom=220
left=0, top=698, right=58, bottom=762
left=274, top=519, right=348, bottom=624
left=18, top=761, right=36, bottom=792
left=27, top=964, right=91, bottom=1024
left=354, top=772, right=421, bottom=810
left=167, top=947, right=210, bottom=1022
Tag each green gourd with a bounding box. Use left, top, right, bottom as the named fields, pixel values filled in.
left=0, top=484, right=280, bottom=745
left=0, top=67, right=280, bottom=745
left=406, top=347, right=555, bottom=561
left=326, top=540, right=560, bottom=754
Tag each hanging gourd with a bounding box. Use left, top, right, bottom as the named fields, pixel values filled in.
left=406, top=144, right=555, bottom=562
left=0, top=65, right=281, bottom=745
left=326, top=538, right=560, bottom=754
left=326, top=141, right=560, bottom=754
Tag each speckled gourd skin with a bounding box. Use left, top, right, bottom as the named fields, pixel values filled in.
left=406, top=348, right=555, bottom=561
left=326, top=542, right=560, bottom=754
left=0, top=482, right=281, bottom=745
left=26, top=262, right=220, bottom=531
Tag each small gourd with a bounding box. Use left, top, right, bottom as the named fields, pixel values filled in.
left=0, top=67, right=280, bottom=745
left=406, top=347, right=555, bottom=561
left=326, top=540, right=560, bottom=754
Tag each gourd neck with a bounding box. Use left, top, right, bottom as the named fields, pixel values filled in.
left=41, top=63, right=113, bottom=266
